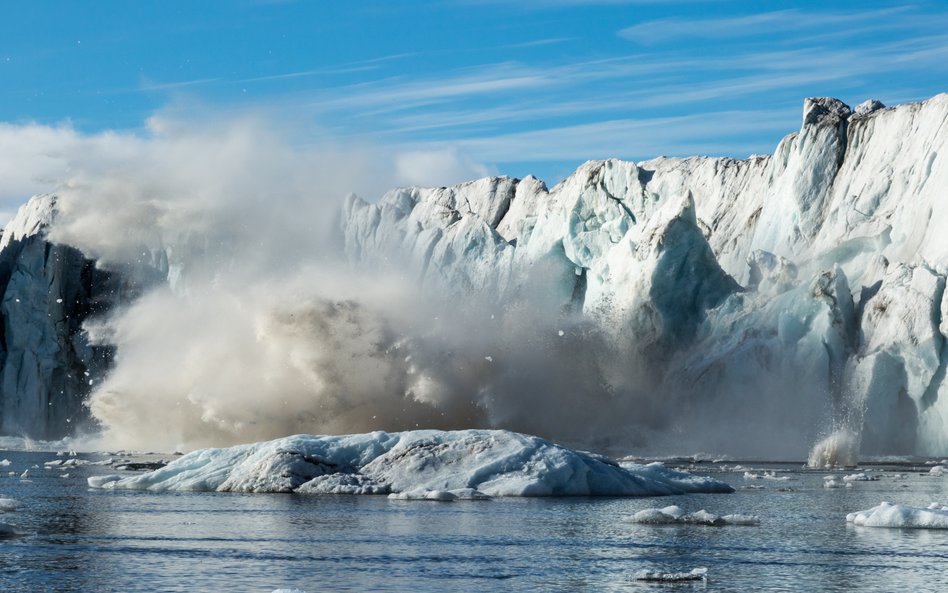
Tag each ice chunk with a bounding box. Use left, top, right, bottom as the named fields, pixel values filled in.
left=847, top=502, right=948, bottom=528
left=0, top=498, right=21, bottom=512
left=843, top=473, right=878, bottom=482
left=633, top=567, right=707, bottom=582
left=743, top=470, right=791, bottom=481
left=86, top=430, right=734, bottom=496
left=929, top=465, right=945, bottom=476
left=629, top=506, right=758, bottom=526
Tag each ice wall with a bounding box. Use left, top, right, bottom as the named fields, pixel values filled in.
left=0, top=195, right=116, bottom=438
left=342, top=94, right=948, bottom=457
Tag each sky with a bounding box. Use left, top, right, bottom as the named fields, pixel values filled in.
left=1, top=0, right=948, bottom=216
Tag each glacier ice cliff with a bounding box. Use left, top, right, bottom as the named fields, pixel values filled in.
left=3, top=93, right=948, bottom=459
left=0, top=195, right=116, bottom=439
left=342, top=94, right=948, bottom=457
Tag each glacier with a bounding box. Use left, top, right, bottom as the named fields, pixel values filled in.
left=341, top=94, right=948, bottom=458
left=86, top=429, right=733, bottom=496
left=1, top=93, right=948, bottom=459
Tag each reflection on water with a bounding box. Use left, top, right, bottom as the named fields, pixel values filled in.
left=0, top=451, right=946, bottom=592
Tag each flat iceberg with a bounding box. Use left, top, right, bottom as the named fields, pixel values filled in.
left=847, top=502, right=948, bottom=528
left=86, top=429, right=733, bottom=496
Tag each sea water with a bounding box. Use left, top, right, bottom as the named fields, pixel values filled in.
left=1, top=451, right=946, bottom=592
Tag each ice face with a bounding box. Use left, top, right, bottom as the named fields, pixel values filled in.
left=85, top=429, right=734, bottom=496
left=341, top=93, right=948, bottom=459
left=4, top=94, right=948, bottom=458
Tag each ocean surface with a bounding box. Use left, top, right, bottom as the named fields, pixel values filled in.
left=1, top=450, right=946, bottom=592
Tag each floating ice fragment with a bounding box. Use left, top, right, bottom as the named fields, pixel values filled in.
left=629, top=506, right=758, bottom=526
left=0, top=459, right=9, bottom=467
left=0, top=498, right=21, bottom=512
left=847, top=502, right=948, bottom=528
left=633, top=567, right=707, bottom=582
left=843, top=473, right=878, bottom=482
left=929, top=466, right=945, bottom=476
left=743, top=470, right=790, bottom=481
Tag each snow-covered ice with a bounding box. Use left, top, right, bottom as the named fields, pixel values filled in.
left=847, top=502, right=948, bottom=528
left=86, top=430, right=733, bottom=496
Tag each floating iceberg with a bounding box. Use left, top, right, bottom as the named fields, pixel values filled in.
left=629, top=505, right=759, bottom=526
left=86, top=430, right=733, bottom=496
left=847, top=502, right=948, bottom=528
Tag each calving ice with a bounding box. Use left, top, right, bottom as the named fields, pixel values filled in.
left=0, top=94, right=947, bottom=461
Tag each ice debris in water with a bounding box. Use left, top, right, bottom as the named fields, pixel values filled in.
left=847, top=502, right=948, bottom=528
left=823, top=476, right=853, bottom=489
left=388, top=488, right=490, bottom=501
left=929, top=465, right=945, bottom=476
left=843, top=473, right=878, bottom=482
left=0, top=498, right=21, bottom=512
left=633, top=567, right=708, bottom=582
left=629, top=505, right=759, bottom=526
left=0, top=460, right=9, bottom=467
left=85, top=430, right=734, bottom=496
left=743, top=470, right=791, bottom=481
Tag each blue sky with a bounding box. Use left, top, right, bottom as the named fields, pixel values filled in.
left=2, top=0, right=948, bottom=192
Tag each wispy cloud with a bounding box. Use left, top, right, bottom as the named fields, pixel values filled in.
left=441, top=108, right=800, bottom=163
left=618, top=6, right=924, bottom=45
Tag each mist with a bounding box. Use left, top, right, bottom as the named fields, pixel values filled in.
left=0, top=110, right=835, bottom=458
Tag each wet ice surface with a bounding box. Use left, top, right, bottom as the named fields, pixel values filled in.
left=2, top=452, right=948, bottom=592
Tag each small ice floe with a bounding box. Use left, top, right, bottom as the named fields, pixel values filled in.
left=0, top=498, right=21, bottom=512
left=743, top=470, right=790, bottom=481
left=847, top=502, right=948, bottom=528
left=633, top=567, right=707, bottom=582
left=629, top=505, right=759, bottom=526
left=44, top=458, right=89, bottom=468
left=929, top=465, right=945, bottom=476
left=0, top=459, right=10, bottom=467
left=823, top=476, right=852, bottom=489
left=388, top=488, right=490, bottom=502
left=843, top=473, right=878, bottom=482
left=271, top=589, right=308, bottom=593
left=19, top=470, right=29, bottom=480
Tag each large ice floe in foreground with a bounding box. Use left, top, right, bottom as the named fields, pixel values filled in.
left=87, top=429, right=733, bottom=496
left=847, top=502, right=948, bottom=528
